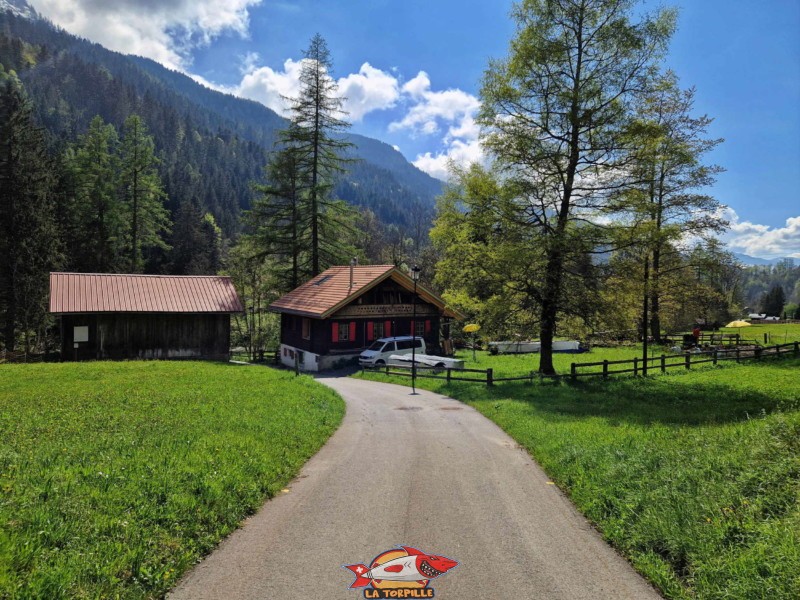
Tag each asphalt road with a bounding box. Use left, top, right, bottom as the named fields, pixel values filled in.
left=170, top=376, right=660, bottom=599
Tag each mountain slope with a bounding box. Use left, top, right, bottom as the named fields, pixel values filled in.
left=0, top=5, right=442, bottom=235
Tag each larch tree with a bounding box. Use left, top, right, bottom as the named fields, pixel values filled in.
left=281, top=33, right=356, bottom=276
left=478, top=0, right=676, bottom=374
left=0, top=72, right=62, bottom=353
left=118, top=114, right=171, bottom=273
left=612, top=71, right=724, bottom=342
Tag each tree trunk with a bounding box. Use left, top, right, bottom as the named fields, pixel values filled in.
left=649, top=245, right=662, bottom=343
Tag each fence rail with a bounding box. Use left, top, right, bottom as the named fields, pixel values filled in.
left=571, top=342, right=799, bottom=379
left=0, top=351, right=48, bottom=364
left=363, top=341, right=800, bottom=386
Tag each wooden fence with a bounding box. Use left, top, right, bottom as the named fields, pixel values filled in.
left=570, top=342, right=800, bottom=380
left=364, top=341, right=800, bottom=386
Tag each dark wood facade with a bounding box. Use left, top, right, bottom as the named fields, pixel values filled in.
left=60, top=313, right=231, bottom=361
left=279, top=279, right=444, bottom=356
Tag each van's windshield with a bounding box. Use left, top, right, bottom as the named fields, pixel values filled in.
left=367, top=341, right=385, bottom=351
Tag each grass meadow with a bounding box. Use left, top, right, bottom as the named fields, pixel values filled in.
left=357, top=349, right=800, bottom=599
left=0, top=361, right=344, bottom=599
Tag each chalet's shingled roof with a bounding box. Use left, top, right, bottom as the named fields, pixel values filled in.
left=269, top=265, right=464, bottom=319
left=49, top=273, right=244, bottom=314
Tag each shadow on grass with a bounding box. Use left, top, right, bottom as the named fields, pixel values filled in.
left=431, top=359, right=800, bottom=427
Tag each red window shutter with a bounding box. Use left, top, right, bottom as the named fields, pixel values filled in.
left=385, top=321, right=391, bottom=337
left=349, top=321, right=356, bottom=341
left=410, top=320, right=415, bottom=335
left=425, top=320, right=431, bottom=334
left=367, top=322, right=374, bottom=341
left=332, top=322, right=339, bottom=342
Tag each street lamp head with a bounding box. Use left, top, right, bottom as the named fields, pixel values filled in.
left=410, top=265, right=421, bottom=282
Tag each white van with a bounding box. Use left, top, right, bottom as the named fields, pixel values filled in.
left=359, top=336, right=426, bottom=367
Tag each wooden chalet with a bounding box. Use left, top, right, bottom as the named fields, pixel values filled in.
left=49, top=273, right=243, bottom=361
left=269, top=265, right=464, bottom=371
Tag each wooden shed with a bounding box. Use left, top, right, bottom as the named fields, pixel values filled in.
left=49, top=273, right=243, bottom=361
left=269, top=264, right=464, bottom=371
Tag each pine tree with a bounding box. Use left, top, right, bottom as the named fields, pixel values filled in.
left=0, top=73, right=62, bottom=353
left=118, top=114, right=171, bottom=273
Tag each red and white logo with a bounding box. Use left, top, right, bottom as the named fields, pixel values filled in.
left=344, top=546, right=458, bottom=598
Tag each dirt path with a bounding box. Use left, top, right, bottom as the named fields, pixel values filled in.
left=169, top=376, right=660, bottom=599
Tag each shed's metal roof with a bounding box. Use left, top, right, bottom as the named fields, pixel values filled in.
left=49, top=273, right=244, bottom=314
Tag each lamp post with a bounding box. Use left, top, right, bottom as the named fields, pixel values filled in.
left=410, top=265, right=421, bottom=394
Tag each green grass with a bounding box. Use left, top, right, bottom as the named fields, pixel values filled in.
left=720, top=322, right=800, bottom=345
left=0, top=361, right=345, bottom=599
left=357, top=353, right=800, bottom=599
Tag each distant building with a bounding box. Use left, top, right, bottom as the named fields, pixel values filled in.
left=50, top=273, right=243, bottom=361
left=269, top=265, right=464, bottom=371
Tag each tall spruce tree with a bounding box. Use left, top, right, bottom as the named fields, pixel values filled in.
left=0, top=72, right=62, bottom=352
left=478, top=0, right=675, bottom=374
left=246, top=146, right=309, bottom=291
left=281, top=33, right=355, bottom=276
left=63, top=115, right=123, bottom=272
left=761, top=284, right=786, bottom=317
left=170, top=197, right=222, bottom=275
left=118, top=114, right=171, bottom=272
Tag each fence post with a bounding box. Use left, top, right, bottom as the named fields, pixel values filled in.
left=530, top=370, right=535, bottom=384
left=633, top=356, right=638, bottom=377
left=736, top=333, right=740, bottom=345
left=795, top=341, right=799, bottom=356
left=755, top=346, right=762, bottom=361
left=487, top=368, right=494, bottom=387
left=294, top=353, right=300, bottom=376
left=602, top=360, right=609, bottom=379
left=447, top=368, right=452, bottom=383
left=571, top=362, right=577, bottom=381
left=775, top=344, right=780, bottom=357
left=713, top=349, right=718, bottom=366
left=661, top=354, right=666, bottom=373
left=685, top=352, right=691, bottom=370
left=736, top=347, right=740, bottom=363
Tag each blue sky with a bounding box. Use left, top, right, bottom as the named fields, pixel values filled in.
left=28, top=0, right=800, bottom=258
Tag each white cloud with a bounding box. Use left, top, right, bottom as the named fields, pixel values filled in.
left=386, top=71, right=484, bottom=180
left=29, top=0, right=261, bottom=70
left=389, top=71, right=481, bottom=137
left=236, top=58, right=305, bottom=116
left=722, top=208, right=800, bottom=258
left=234, top=59, right=400, bottom=121
left=337, top=63, right=400, bottom=121
left=413, top=138, right=485, bottom=182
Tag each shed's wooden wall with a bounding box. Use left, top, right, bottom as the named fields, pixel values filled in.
left=60, top=314, right=230, bottom=361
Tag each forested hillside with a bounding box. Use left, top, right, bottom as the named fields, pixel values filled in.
left=0, top=10, right=442, bottom=236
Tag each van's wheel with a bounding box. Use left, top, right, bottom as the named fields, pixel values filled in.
left=375, top=360, right=385, bottom=367
left=433, top=362, right=446, bottom=374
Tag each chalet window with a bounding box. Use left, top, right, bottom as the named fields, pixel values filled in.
left=338, top=322, right=350, bottom=342
left=415, top=320, right=425, bottom=338
left=302, top=318, right=311, bottom=340
left=373, top=321, right=385, bottom=339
